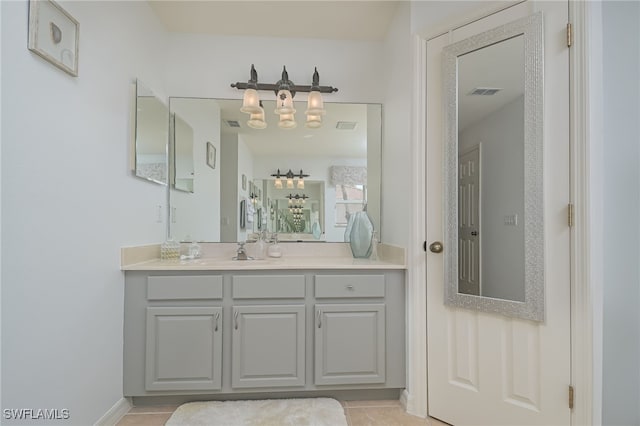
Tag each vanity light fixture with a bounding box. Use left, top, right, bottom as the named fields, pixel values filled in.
left=271, top=169, right=310, bottom=189
left=232, top=65, right=337, bottom=129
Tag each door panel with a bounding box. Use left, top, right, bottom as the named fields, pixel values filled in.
left=426, top=1, right=571, bottom=425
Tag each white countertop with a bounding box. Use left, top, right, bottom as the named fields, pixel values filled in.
left=121, top=242, right=406, bottom=271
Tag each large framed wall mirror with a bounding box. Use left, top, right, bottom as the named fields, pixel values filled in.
left=442, top=12, right=544, bottom=321
left=167, top=98, right=382, bottom=244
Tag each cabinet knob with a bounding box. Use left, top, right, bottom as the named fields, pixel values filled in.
left=346, top=285, right=354, bottom=291
left=234, top=310, right=239, bottom=330
left=317, top=310, right=322, bottom=328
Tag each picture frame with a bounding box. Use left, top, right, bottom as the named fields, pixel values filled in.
left=28, top=0, right=79, bottom=77
left=242, top=174, right=247, bottom=190
left=206, top=142, right=216, bottom=169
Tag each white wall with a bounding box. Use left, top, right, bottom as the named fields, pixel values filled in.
left=601, top=2, right=640, bottom=425
left=381, top=2, right=412, bottom=247
left=165, top=34, right=384, bottom=103
left=1, top=1, right=167, bottom=424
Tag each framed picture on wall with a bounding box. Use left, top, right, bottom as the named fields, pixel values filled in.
left=206, top=142, right=216, bottom=169
left=28, top=0, right=79, bottom=76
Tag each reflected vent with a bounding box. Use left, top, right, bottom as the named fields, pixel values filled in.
left=469, top=87, right=502, bottom=96
left=336, top=121, right=357, bottom=130
left=225, top=120, right=241, bottom=128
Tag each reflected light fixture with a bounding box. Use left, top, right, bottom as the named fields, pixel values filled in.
left=232, top=65, right=337, bottom=129
left=272, top=169, right=283, bottom=189
left=271, top=169, right=310, bottom=189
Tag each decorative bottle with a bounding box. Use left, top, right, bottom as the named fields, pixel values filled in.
left=348, top=211, right=374, bottom=258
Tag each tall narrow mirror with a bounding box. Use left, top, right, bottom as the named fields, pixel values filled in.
left=442, top=13, right=544, bottom=321
left=133, top=80, right=168, bottom=185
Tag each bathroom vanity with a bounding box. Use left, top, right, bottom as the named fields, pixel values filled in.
left=121, top=243, right=406, bottom=404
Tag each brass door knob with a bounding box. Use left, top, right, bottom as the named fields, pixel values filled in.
left=429, top=241, right=443, bottom=253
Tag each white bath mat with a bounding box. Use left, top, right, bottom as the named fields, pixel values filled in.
left=165, top=397, right=348, bottom=426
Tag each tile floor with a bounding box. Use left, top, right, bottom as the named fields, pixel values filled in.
left=116, top=400, right=451, bottom=426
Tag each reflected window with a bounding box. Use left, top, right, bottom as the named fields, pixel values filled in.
left=335, top=184, right=366, bottom=226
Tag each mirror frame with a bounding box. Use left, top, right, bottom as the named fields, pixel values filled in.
left=442, top=12, right=544, bottom=321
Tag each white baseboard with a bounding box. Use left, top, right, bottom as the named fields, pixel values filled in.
left=400, top=389, right=409, bottom=410
left=94, top=397, right=132, bottom=426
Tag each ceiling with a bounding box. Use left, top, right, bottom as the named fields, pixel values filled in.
left=147, top=1, right=399, bottom=41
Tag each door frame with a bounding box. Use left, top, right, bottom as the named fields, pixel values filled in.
left=404, top=1, right=603, bottom=425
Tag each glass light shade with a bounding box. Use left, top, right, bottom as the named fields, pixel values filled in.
left=286, top=177, right=294, bottom=189
left=305, top=114, right=323, bottom=129
left=274, top=178, right=283, bottom=189
left=278, top=113, right=297, bottom=129
left=274, top=89, right=295, bottom=115
left=297, top=178, right=304, bottom=189
left=305, top=91, right=325, bottom=115
left=240, top=89, right=261, bottom=114
left=247, top=108, right=267, bottom=129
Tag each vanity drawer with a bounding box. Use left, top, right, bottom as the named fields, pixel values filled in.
left=232, top=275, right=305, bottom=299
left=147, top=276, right=223, bottom=300
left=315, top=275, right=385, bottom=298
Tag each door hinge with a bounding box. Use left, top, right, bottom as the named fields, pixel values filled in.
left=568, top=203, right=574, bottom=228
left=569, top=385, right=574, bottom=409
left=567, top=23, right=573, bottom=47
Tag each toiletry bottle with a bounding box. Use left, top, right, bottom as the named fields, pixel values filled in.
left=267, top=233, right=282, bottom=258
left=188, top=240, right=201, bottom=258
left=253, top=231, right=266, bottom=260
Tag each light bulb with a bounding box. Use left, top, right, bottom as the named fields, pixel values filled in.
left=240, top=88, right=261, bottom=114
left=274, top=89, right=295, bottom=115
left=306, top=91, right=325, bottom=115
left=305, top=114, right=322, bottom=129
left=247, top=107, right=267, bottom=129
left=278, top=113, right=297, bottom=129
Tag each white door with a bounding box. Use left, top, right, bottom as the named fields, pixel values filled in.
left=458, top=145, right=481, bottom=296
left=426, top=2, right=571, bottom=425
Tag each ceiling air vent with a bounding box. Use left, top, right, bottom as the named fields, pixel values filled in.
left=336, top=121, right=357, bottom=130
left=225, top=120, right=241, bottom=128
left=468, top=87, right=502, bottom=96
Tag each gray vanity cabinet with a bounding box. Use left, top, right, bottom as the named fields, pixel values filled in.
left=145, top=306, right=222, bottom=391
left=231, top=305, right=305, bottom=388
left=313, top=274, right=387, bottom=385
left=314, top=304, right=385, bottom=385
left=230, top=275, right=306, bottom=388
left=123, top=269, right=406, bottom=400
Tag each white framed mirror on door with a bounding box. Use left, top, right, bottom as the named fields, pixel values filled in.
left=442, top=12, right=545, bottom=321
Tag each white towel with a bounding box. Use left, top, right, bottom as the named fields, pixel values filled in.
left=245, top=198, right=255, bottom=223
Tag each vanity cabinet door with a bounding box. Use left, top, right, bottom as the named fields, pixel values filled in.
left=145, top=307, right=222, bottom=391
left=231, top=305, right=305, bottom=388
left=314, top=304, right=386, bottom=385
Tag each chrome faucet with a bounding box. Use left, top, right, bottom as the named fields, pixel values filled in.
left=233, top=242, right=251, bottom=260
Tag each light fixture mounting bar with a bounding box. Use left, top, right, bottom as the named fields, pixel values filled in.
left=231, top=82, right=338, bottom=95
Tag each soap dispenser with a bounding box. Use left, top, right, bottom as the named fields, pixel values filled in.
left=267, top=233, right=282, bottom=258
